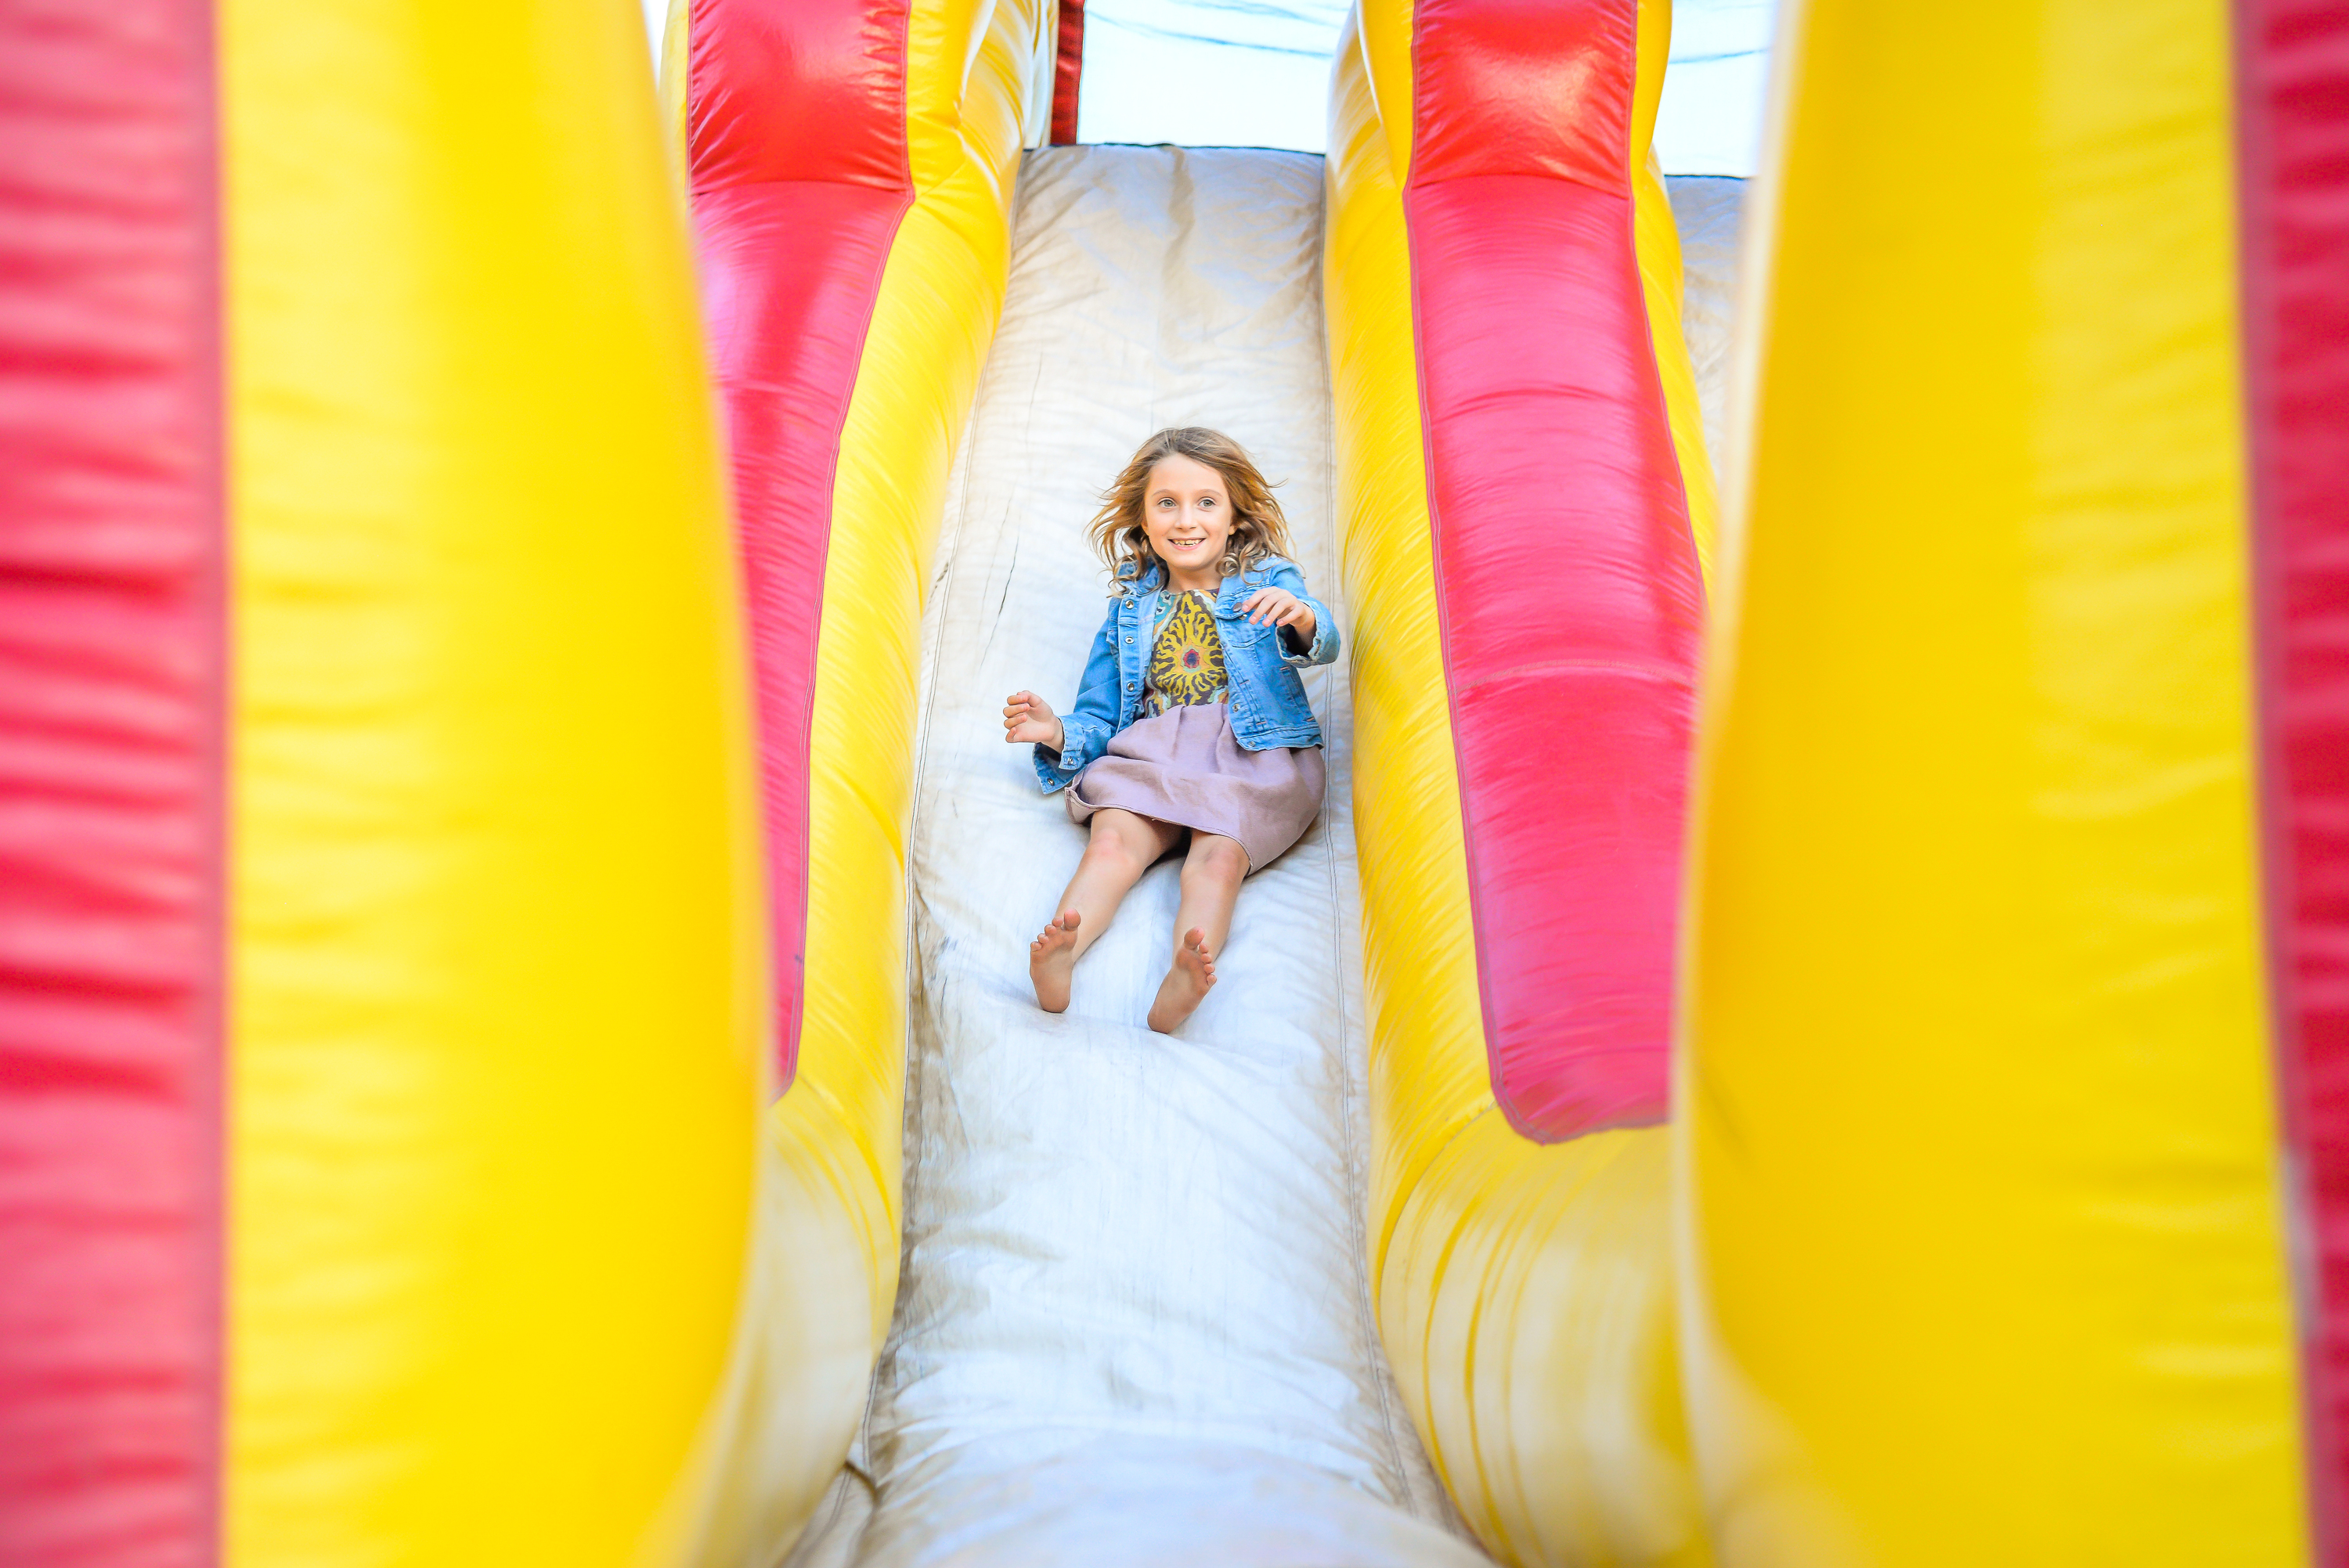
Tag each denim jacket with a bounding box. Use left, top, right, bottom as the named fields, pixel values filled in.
left=1034, top=556, right=1340, bottom=792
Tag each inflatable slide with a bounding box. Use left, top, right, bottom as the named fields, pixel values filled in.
left=4, top=0, right=2347, bottom=1566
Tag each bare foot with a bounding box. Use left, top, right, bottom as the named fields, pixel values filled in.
left=1030, top=910, right=1081, bottom=1012
left=1147, top=926, right=1218, bottom=1033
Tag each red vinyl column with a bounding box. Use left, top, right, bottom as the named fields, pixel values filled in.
left=0, top=1, right=226, bottom=1561
left=2239, top=0, right=2349, bottom=1550
left=687, top=0, right=914, bottom=1088
left=1051, top=0, right=1084, bottom=145
left=1404, top=0, right=1702, bottom=1141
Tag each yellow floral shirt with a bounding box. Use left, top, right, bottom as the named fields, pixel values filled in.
left=1144, top=589, right=1229, bottom=714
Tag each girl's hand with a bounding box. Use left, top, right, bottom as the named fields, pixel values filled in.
left=1003, top=691, right=1065, bottom=752
left=1239, top=587, right=1316, bottom=644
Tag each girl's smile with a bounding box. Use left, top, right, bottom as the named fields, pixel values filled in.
left=1143, top=454, right=1235, bottom=590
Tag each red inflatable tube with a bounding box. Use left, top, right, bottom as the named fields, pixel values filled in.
left=1404, top=0, right=1704, bottom=1141
left=686, top=0, right=915, bottom=1088
left=0, top=2, right=226, bottom=1559
left=2240, top=0, right=2349, bottom=1546
left=1052, top=0, right=1084, bottom=145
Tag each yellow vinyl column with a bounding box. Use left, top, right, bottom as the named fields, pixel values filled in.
left=658, top=0, right=1054, bottom=1559
left=223, top=2, right=763, bottom=1564
left=1678, top=1, right=2309, bottom=1563
left=788, top=0, right=1054, bottom=1335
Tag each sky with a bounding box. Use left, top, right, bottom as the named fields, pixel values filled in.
left=641, top=0, right=1773, bottom=176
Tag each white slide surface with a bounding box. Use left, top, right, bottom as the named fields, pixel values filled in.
left=782, top=146, right=1748, bottom=1568
left=785, top=144, right=1481, bottom=1567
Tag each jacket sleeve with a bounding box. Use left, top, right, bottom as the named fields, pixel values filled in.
left=1268, top=559, right=1341, bottom=668
left=1033, top=601, right=1125, bottom=792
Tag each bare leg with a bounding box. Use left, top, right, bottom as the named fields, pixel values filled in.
left=1030, top=808, right=1182, bottom=1012
left=1148, top=832, right=1247, bottom=1033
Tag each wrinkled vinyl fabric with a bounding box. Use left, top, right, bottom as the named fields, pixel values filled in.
left=782, top=144, right=1481, bottom=1568
left=1664, top=175, right=1744, bottom=474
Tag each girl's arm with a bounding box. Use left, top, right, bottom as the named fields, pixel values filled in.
left=1240, top=560, right=1340, bottom=668
left=1024, top=605, right=1124, bottom=792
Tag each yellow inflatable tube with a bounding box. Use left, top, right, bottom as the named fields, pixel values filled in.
left=1326, top=0, right=1712, bottom=1562
left=222, top=2, right=763, bottom=1563
left=666, top=0, right=1052, bottom=1557
left=225, top=0, right=1052, bottom=1558
left=1680, top=0, right=2308, bottom=1563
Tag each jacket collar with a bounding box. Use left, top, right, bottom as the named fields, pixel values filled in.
left=1121, top=558, right=1253, bottom=604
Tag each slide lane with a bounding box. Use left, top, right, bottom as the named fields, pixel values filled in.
left=783, top=144, right=1481, bottom=1568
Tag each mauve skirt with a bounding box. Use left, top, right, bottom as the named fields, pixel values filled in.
left=1065, top=703, right=1326, bottom=873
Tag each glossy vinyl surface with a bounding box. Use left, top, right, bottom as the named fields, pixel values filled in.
left=682, top=0, right=1052, bottom=1557
left=0, top=2, right=223, bottom=1560
left=27, top=0, right=2334, bottom=1560
left=1326, top=2, right=1715, bottom=1559
left=1052, top=0, right=1084, bottom=143
left=1405, top=0, right=1705, bottom=1141
left=222, top=1, right=766, bottom=1562
left=2239, top=0, right=2349, bottom=1544
left=1679, top=0, right=2309, bottom=1561
left=688, top=0, right=908, bottom=189
left=794, top=0, right=1049, bottom=1318
left=690, top=0, right=914, bottom=1091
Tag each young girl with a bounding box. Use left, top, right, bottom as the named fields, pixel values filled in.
left=1003, top=427, right=1339, bottom=1033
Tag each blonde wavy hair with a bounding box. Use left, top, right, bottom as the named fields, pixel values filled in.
left=1087, top=427, right=1293, bottom=588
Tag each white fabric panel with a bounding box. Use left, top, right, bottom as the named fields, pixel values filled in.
left=783, top=145, right=1483, bottom=1568
left=1665, top=174, right=1748, bottom=475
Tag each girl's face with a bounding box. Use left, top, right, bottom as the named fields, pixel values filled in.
left=1142, top=455, right=1234, bottom=582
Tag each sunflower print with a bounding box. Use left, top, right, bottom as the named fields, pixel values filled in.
left=1146, top=590, right=1229, bottom=713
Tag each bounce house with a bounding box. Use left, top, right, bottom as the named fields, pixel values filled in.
left=4, top=0, right=2346, bottom=1564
